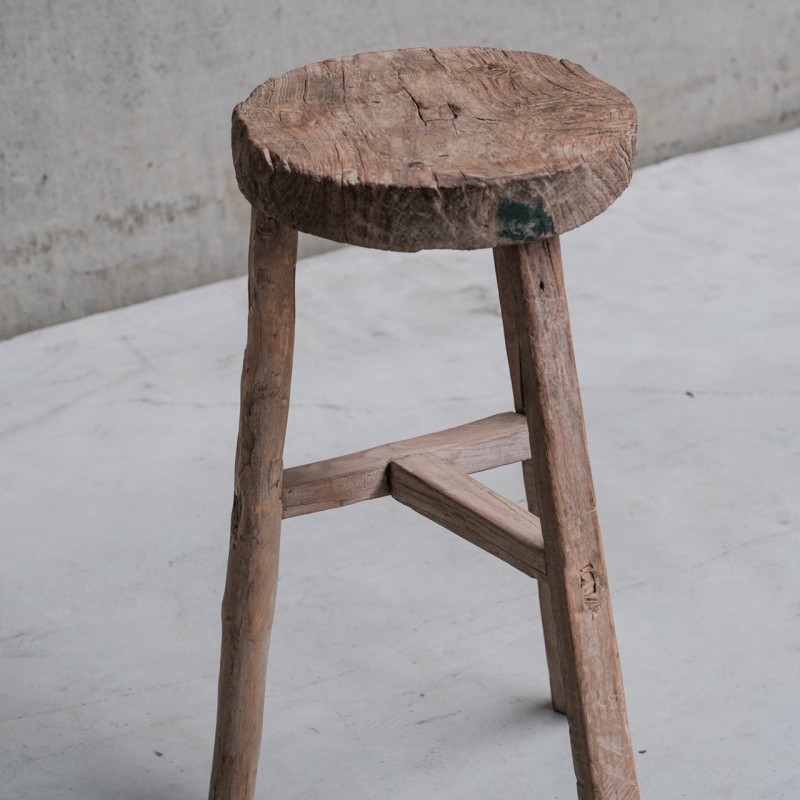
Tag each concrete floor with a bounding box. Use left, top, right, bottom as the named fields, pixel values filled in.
left=2, top=128, right=799, bottom=798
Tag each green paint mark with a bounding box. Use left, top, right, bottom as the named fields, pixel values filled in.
left=497, top=198, right=555, bottom=240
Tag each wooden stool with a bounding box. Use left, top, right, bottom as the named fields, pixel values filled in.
left=210, top=47, right=640, bottom=800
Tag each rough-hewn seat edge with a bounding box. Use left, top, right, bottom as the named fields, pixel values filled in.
left=231, top=48, right=637, bottom=251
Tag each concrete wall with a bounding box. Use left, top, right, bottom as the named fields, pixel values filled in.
left=2, top=0, right=799, bottom=339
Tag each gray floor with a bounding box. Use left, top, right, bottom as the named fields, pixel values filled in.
left=2, top=128, right=799, bottom=798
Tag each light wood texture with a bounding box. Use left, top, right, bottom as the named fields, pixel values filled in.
left=209, top=210, right=297, bottom=800
left=282, top=411, right=531, bottom=518
left=233, top=47, right=637, bottom=251
left=534, top=572, right=567, bottom=713
left=496, top=256, right=567, bottom=712
left=216, top=47, right=640, bottom=800
left=389, top=452, right=546, bottom=579
left=493, top=238, right=640, bottom=799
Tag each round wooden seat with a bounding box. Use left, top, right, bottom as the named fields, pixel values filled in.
left=232, top=47, right=637, bottom=252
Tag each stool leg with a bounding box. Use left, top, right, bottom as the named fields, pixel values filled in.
left=209, top=209, right=297, bottom=800
left=493, top=239, right=640, bottom=800
left=495, top=269, right=568, bottom=714
left=535, top=577, right=567, bottom=713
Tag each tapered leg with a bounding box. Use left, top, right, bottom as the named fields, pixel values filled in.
left=534, top=539, right=568, bottom=713
left=209, top=209, right=298, bottom=800
left=495, top=267, right=567, bottom=713
left=494, top=238, right=640, bottom=800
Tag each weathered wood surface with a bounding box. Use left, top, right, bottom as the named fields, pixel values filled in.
left=233, top=47, right=637, bottom=251
left=282, top=411, right=531, bottom=517
left=390, top=452, right=546, bottom=579
left=209, top=210, right=297, bottom=800
left=496, top=257, right=567, bottom=712
left=494, top=238, right=640, bottom=799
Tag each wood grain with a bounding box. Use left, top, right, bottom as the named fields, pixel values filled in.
left=217, top=46, right=641, bottom=800
left=282, top=411, right=531, bottom=518
left=494, top=238, right=640, bottom=799
left=233, top=47, right=637, bottom=251
left=390, top=452, right=546, bottom=579
left=209, top=210, right=297, bottom=800
left=496, top=255, right=567, bottom=713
